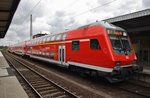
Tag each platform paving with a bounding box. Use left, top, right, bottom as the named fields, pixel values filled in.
left=0, top=51, right=29, bottom=98
left=138, top=62, right=150, bottom=75
left=0, top=76, right=29, bottom=98
left=143, top=68, right=150, bottom=74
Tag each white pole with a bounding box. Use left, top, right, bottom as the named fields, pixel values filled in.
left=30, top=14, right=33, bottom=40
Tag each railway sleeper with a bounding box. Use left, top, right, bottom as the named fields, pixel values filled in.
left=32, top=84, right=51, bottom=88
left=32, top=83, right=50, bottom=86
left=29, top=80, right=49, bottom=84
left=36, top=86, right=55, bottom=91
left=29, top=79, right=48, bottom=82
left=25, top=75, right=41, bottom=79
left=55, top=95, right=68, bottom=98
left=17, top=68, right=29, bottom=72
left=29, top=80, right=48, bottom=84
left=43, top=91, right=65, bottom=98
left=39, top=89, right=58, bottom=95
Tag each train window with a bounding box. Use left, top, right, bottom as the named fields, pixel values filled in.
left=51, top=36, right=55, bottom=41
left=50, top=52, right=55, bottom=59
left=35, top=40, right=37, bottom=45
left=46, top=52, right=49, bottom=56
left=90, top=39, right=101, bottom=50
left=43, top=38, right=47, bottom=43
left=40, top=39, right=42, bottom=43
left=37, top=40, right=39, bottom=44
left=56, top=35, right=61, bottom=41
left=42, top=38, right=45, bottom=43
left=33, top=41, right=35, bottom=45
left=31, top=41, right=33, bottom=45
left=36, top=40, right=38, bottom=45
left=40, top=39, right=42, bottom=44
left=34, top=41, right=36, bottom=45
left=62, top=33, right=67, bottom=41
left=72, top=41, right=80, bottom=51
left=38, top=39, right=40, bottom=44
left=46, top=36, right=51, bottom=42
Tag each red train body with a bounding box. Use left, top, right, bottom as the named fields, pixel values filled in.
left=8, top=21, right=142, bottom=82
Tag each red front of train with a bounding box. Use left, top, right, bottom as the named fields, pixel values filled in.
left=8, top=21, right=143, bottom=82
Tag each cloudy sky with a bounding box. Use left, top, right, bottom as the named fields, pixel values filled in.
left=0, top=0, right=150, bottom=45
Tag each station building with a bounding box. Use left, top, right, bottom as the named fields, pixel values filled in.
left=104, top=9, right=150, bottom=65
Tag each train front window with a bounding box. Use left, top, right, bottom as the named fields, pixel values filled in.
left=107, top=30, right=133, bottom=55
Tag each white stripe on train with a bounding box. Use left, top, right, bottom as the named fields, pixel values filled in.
left=30, top=55, right=113, bottom=72
left=30, top=55, right=135, bottom=73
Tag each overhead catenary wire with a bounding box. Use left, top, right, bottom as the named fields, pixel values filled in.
left=14, top=0, right=42, bottom=32
left=21, top=0, right=42, bottom=24
left=69, top=0, right=118, bottom=18
left=12, top=0, right=43, bottom=43
left=64, top=0, right=118, bottom=31
left=13, top=0, right=117, bottom=43
left=15, top=0, right=117, bottom=31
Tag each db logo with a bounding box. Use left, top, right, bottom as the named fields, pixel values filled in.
left=126, top=56, right=129, bottom=59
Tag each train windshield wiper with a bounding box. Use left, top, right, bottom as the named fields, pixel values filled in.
left=113, top=47, right=124, bottom=53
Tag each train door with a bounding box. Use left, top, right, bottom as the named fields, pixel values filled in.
left=30, top=47, right=32, bottom=54
left=22, top=47, right=24, bottom=55
left=59, top=45, right=66, bottom=65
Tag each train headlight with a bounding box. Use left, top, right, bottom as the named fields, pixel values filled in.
left=115, top=61, right=121, bottom=66
left=123, top=32, right=127, bottom=36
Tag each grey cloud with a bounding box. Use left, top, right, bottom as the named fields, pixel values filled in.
left=142, top=0, right=150, bottom=8
left=12, top=1, right=33, bottom=25
left=97, top=0, right=112, bottom=4
left=48, top=11, right=79, bottom=34
left=88, top=0, right=119, bottom=17
left=12, top=0, right=45, bottom=25
left=6, top=9, right=79, bottom=45
left=92, top=0, right=140, bottom=19
left=4, top=21, right=31, bottom=45
left=4, top=0, right=47, bottom=45
left=55, top=11, right=66, bottom=16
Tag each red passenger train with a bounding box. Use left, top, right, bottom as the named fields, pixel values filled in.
left=8, top=21, right=143, bottom=82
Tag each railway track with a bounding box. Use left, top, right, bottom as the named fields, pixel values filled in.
left=115, top=81, right=150, bottom=98
left=4, top=52, right=150, bottom=98
left=4, top=53, right=79, bottom=98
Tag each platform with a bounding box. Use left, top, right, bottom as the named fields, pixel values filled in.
left=138, top=62, right=150, bottom=75
left=0, top=51, right=29, bottom=98
left=131, top=63, right=150, bottom=83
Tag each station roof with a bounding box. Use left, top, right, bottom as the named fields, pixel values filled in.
left=0, top=0, right=20, bottom=38
left=104, top=8, right=150, bottom=34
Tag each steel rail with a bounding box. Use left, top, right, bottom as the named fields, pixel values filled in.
left=5, top=53, right=79, bottom=98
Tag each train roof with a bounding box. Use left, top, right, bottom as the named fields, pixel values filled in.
left=31, top=21, right=125, bottom=40
left=78, top=21, right=125, bottom=31
left=14, top=21, right=126, bottom=45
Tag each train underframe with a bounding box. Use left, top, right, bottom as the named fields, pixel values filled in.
left=69, top=64, right=143, bottom=83
left=101, top=64, right=143, bottom=83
